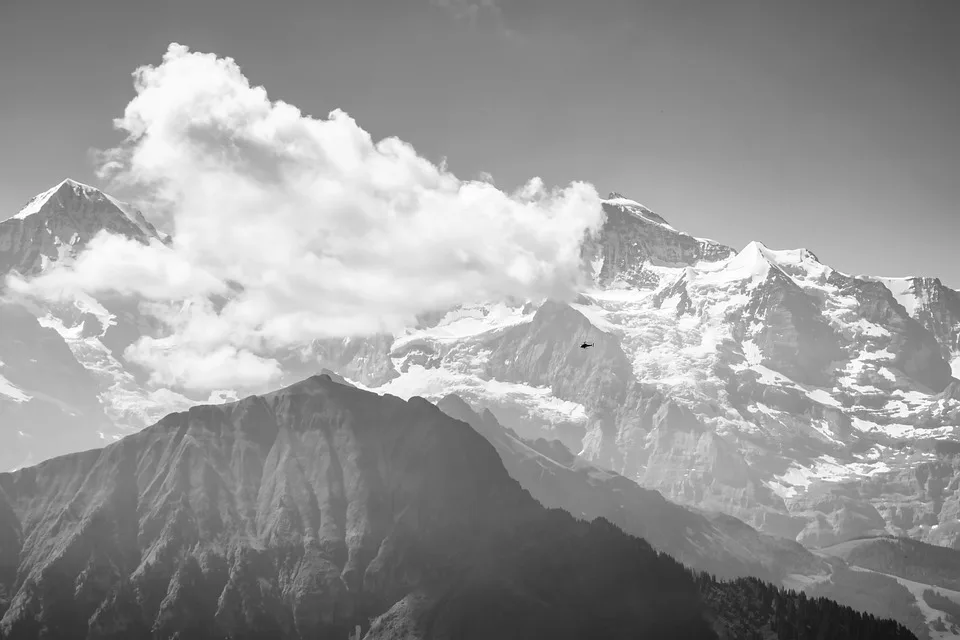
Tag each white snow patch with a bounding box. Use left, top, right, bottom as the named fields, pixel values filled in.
left=775, top=465, right=817, bottom=495
left=11, top=182, right=62, bottom=220
left=752, top=364, right=789, bottom=386
left=851, top=416, right=878, bottom=432
left=809, top=420, right=845, bottom=445
left=851, top=318, right=891, bottom=337
left=603, top=196, right=647, bottom=209
left=590, top=255, right=604, bottom=281
left=568, top=303, right=619, bottom=333
left=846, top=460, right=892, bottom=476
left=378, top=365, right=589, bottom=428
left=851, top=415, right=958, bottom=439
left=392, top=302, right=532, bottom=351
left=860, top=348, right=896, bottom=361
left=878, top=277, right=919, bottom=316
left=742, top=340, right=762, bottom=366
left=894, top=389, right=930, bottom=403
left=583, top=287, right=655, bottom=304
left=806, top=388, right=842, bottom=408
left=73, top=293, right=117, bottom=336
left=0, top=373, right=31, bottom=402
left=878, top=367, right=897, bottom=382
left=692, top=241, right=771, bottom=287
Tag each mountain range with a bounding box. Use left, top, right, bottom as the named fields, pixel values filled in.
left=0, top=374, right=917, bottom=639
left=2, top=178, right=960, bottom=637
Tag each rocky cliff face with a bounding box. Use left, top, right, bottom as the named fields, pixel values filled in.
left=879, top=277, right=960, bottom=375
left=580, top=194, right=734, bottom=289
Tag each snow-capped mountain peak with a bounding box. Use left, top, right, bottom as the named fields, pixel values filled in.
left=602, top=191, right=676, bottom=229
left=604, top=191, right=650, bottom=211
left=12, top=178, right=95, bottom=220
left=1, top=178, right=168, bottom=276
left=690, top=240, right=773, bottom=286
left=10, top=178, right=161, bottom=236
left=10, top=178, right=150, bottom=223
left=689, top=241, right=831, bottom=290
left=582, top=192, right=736, bottom=290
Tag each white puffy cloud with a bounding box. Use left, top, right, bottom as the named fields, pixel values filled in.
left=6, top=232, right=225, bottom=302
left=15, top=43, right=605, bottom=391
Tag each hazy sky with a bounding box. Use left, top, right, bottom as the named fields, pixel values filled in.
left=2, top=0, right=958, bottom=284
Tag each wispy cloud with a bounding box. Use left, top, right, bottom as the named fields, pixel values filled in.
left=10, top=43, right=604, bottom=392
left=429, top=0, right=515, bottom=37
left=431, top=0, right=499, bottom=21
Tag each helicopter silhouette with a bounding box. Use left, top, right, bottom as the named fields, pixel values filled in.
left=579, top=341, right=594, bottom=349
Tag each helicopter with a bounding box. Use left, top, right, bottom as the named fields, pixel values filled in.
left=579, top=341, right=594, bottom=349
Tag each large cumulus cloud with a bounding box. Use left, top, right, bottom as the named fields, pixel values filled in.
left=12, top=43, right=605, bottom=391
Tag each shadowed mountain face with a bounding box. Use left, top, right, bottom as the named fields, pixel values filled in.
left=434, top=392, right=825, bottom=585
left=435, top=394, right=952, bottom=640
left=0, top=375, right=729, bottom=640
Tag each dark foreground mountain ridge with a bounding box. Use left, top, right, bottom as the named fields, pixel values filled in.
left=0, top=375, right=916, bottom=639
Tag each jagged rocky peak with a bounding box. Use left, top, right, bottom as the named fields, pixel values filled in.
left=0, top=178, right=167, bottom=276
left=872, top=275, right=960, bottom=364
left=584, top=190, right=735, bottom=289
left=603, top=191, right=672, bottom=227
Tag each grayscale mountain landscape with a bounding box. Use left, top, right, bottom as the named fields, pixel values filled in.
left=3, top=1, right=959, bottom=637
left=1, top=177, right=958, bottom=638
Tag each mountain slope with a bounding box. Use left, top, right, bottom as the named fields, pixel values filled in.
left=437, top=393, right=952, bottom=639
left=435, top=392, right=824, bottom=585
left=0, top=375, right=917, bottom=640
left=0, top=375, right=719, bottom=640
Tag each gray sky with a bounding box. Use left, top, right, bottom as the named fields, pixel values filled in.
left=2, top=0, right=958, bottom=285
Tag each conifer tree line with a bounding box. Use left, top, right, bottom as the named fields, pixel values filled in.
left=696, top=573, right=917, bottom=640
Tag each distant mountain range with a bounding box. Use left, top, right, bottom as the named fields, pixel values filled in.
left=2, top=178, right=960, bottom=638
